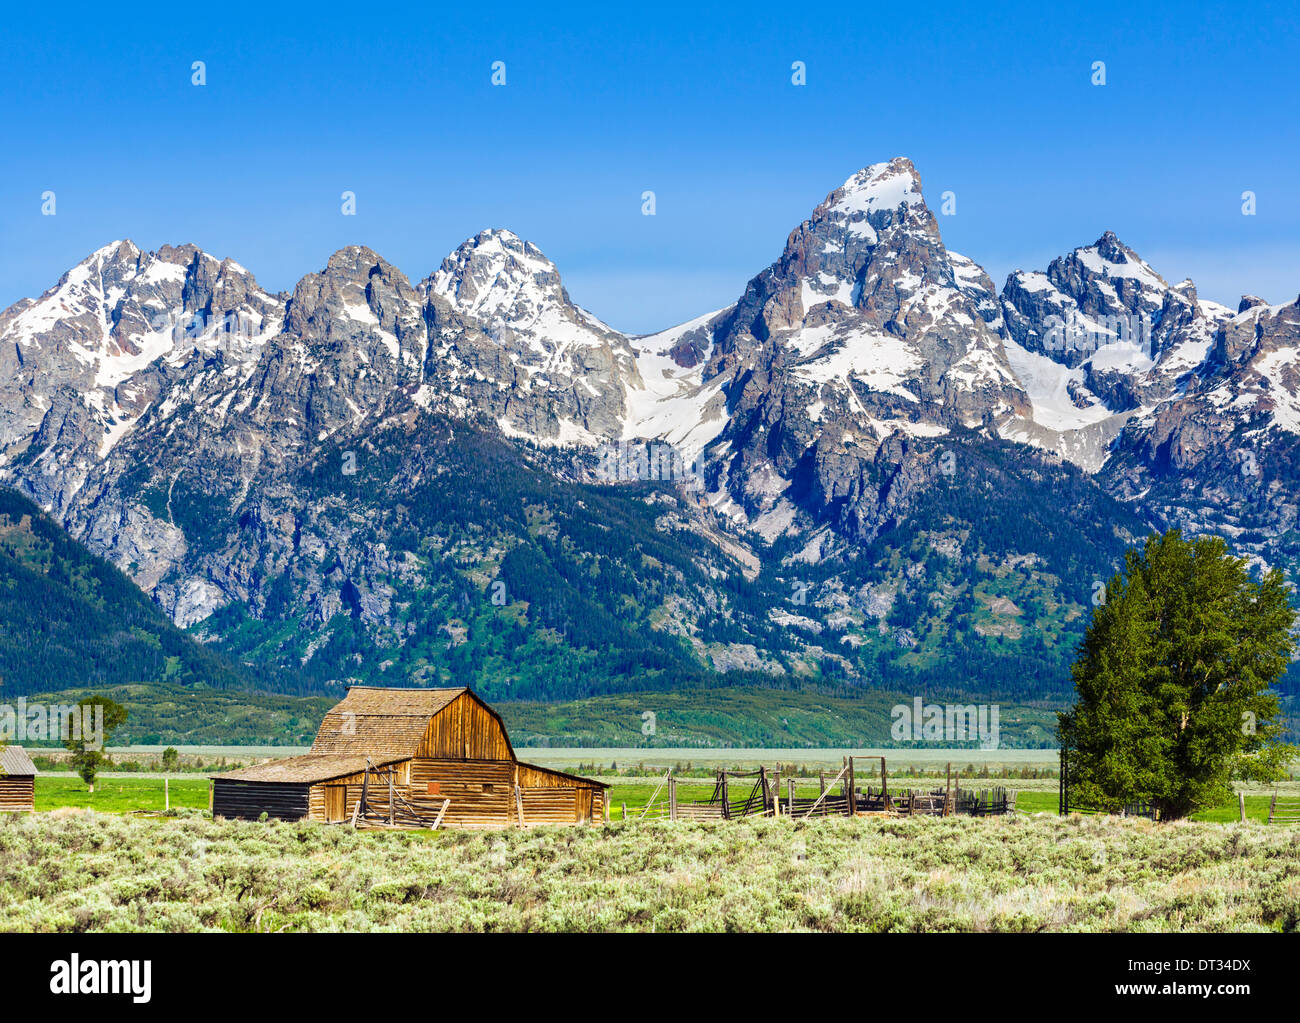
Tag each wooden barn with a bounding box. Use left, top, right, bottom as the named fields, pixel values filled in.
left=0, top=746, right=37, bottom=812
left=212, top=687, right=607, bottom=828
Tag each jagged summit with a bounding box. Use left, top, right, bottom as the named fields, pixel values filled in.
left=1, top=159, right=1296, bottom=635
left=823, top=157, right=925, bottom=217
left=426, top=228, right=579, bottom=328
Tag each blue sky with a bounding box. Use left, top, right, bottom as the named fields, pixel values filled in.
left=1, top=1, right=1296, bottom=333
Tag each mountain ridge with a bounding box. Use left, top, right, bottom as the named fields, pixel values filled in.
left=2, top=156, right=1296, bottom=706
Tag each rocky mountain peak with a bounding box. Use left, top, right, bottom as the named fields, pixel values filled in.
left=285, top=246, right=420, bottom=355
left=708, top=157, right=1023, bottom=423
left=418, top=230, right=638, bottom=444
left=788, top=157, right=942, bottom=307
left=425, top=228, right=580, bottom=332
left=1001, top=229, right=1210, bottom=377
left=3, top=158, right=1299, bottom=676
left=1091, top=230, right=1147, bottom=269
left=823, top=158, right=925, bottom=219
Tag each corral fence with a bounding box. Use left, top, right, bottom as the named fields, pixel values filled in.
left=1058, top=748, right=1159, bottom=820
left=1268, top=792, right=1300, bottom=824
left=630, top=757, right=1015, bottom=821
left=353, top=762, right=451, bottom=830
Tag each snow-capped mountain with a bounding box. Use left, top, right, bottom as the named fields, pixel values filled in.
left=423, top=229, right=638, bottom=443
left=0, top=155, right=1295, bottom=683
left=693, top=158, right=1029, bottom=536
left=997, top=231, right=1234, bottom=471
left=0, top=240, right=283, bottom=517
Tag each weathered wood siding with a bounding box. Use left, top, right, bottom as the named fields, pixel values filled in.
left=0, top=776, right=34, bottom=812
left=307, top=763, right=409, bottom=822
left=515, top=763, right=602, bottom=790
left=515, top=763, right=605, bottom=822
left=213, top=780, right=310, bottom=821
left=519, top=786, right=579, bottom=824
left=410, top=758, right=515, bottom=828
left=415, top=693, right=513, bottom=761
left=515, top=786, right=602, bottom=824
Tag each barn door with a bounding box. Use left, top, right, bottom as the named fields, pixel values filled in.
left=323, top=785, right=346, bottom=822
left=577, top=789, right=592, bottom=824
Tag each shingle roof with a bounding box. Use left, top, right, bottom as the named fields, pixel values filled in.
left=309, top=686, right=467, bottom=758
left=212, top=753, right=406, bottom=784
left=0, top=746, right=37, bottom=776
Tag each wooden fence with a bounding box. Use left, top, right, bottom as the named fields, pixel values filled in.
left=628, top=761, right=1015, bottom=821
left=1268, top=792, right=1300, bottom=824
left=352, top=763, right=450, bottom=830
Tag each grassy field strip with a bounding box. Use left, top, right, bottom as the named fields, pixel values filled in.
left=30, top=775, right=1298, bottom=822
left=4, top=812, right=1298, bottom=932
left=34, top=778, right=213, bottom=813
left=32, top=745, right=1065, bottom=763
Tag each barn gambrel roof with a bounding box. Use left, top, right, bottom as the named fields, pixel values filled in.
left=308, top=686, right=514, bottom=760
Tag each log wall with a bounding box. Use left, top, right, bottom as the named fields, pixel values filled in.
left=0, top=776, right=34, bottom=812
left=213, top=780, right=311, bottom=821
left=408, top=758, right=516, bottom=828
left=307, top=764, right=407, bottom=822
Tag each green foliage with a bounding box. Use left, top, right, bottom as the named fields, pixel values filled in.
left=0, top=488, right=255, bottom=697
left=1060, top=530, right=1297, bottom=820
left=65, top=696, right=128, bottom=789
left=500, top=687, right=1058, bottom=748
left=21, top=683, right=335, bottom=747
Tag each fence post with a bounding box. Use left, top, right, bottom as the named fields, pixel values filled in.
left=819, top=770, right=826, bottom=797
left=1239, top=792, right=1246, bottom=823
left=721, top=771, right=730, bottom=820
left=164, top=777, right=169, bottom=812
left=847, top=757, right=856, bottom=815
left=669, top=775, right=677, bottom=821
left=1059, top=748, right=1067, bottom=816
left=788, top=778, right=796, bottom=815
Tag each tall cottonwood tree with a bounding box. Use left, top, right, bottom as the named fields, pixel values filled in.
left=1059, top=530, right=1295, bottom=819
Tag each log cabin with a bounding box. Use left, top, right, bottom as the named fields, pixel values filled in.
left=0, top=746, right=37, bottom=812
left=212, top=686, right=606, bottom=827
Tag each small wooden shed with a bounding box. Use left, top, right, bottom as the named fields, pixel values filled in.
left=212, top=686, right=607, bottom=828
left=0, top=746, right=38, bottom=812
